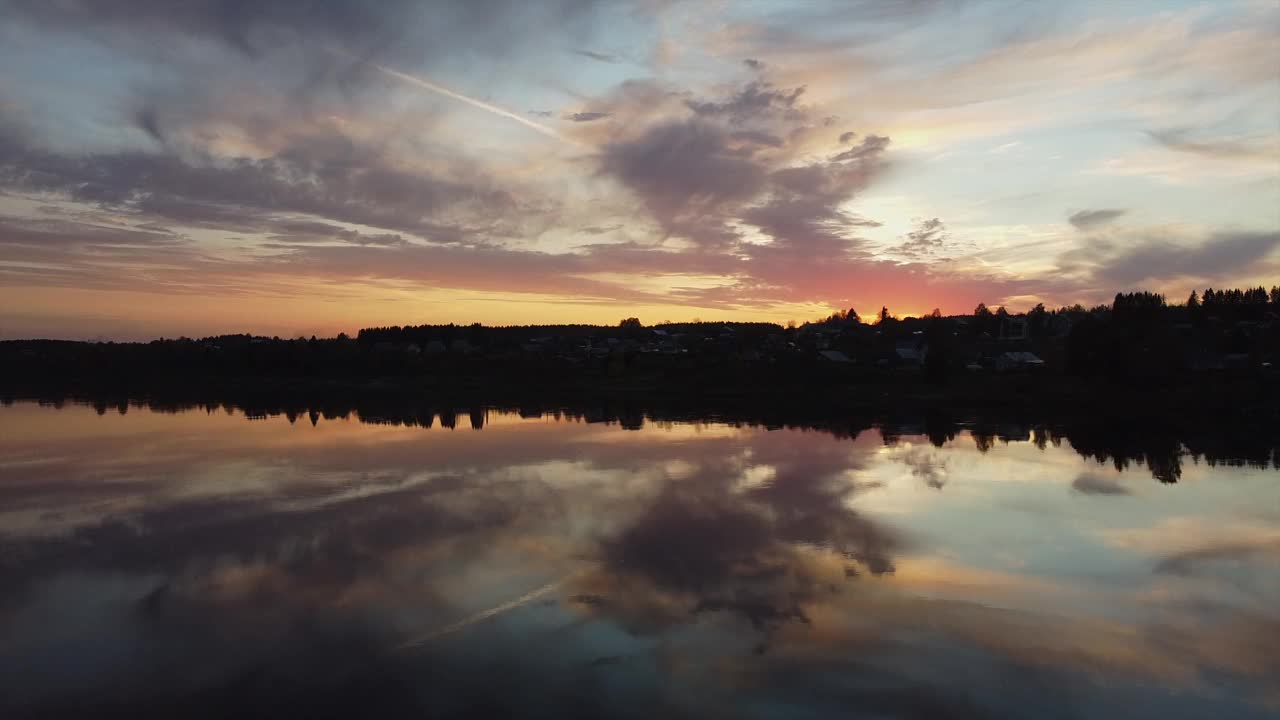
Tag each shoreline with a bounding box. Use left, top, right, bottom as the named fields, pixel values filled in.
left=4, top=367, right=1276, bottom=413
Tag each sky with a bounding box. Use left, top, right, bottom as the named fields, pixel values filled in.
left=0, top=0, right=1276, bottom=340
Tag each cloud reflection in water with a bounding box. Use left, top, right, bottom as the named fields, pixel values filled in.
left=0, top=402, right=1277, bottom=718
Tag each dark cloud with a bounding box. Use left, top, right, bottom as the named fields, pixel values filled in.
left=1087, top=231, right=1280, bottom=287
left=0, top=211, right=660, bottom=303
left=686, top=81, right=806, bottom=124
left=1070, top=473, right=1131, bottom=496
left=831, top=133, right=890, bottom=162
left=838, top=131, right=857, bottom=144
left=0, top=214, right=222, bottom=293
left=7, top=0, right=418, bottom=56
left=6, top=0, right=606, bottom=66
left=728, top=129, right=786, bottom=149
left=527, top=109, right=554, bottom=118
left=740, top=138, right=891, bottom=260
left=576, top=224, right=622, bottom=235
left=1068, top=208, right=1127, bottom=231
left=133, top=105, right=167, bottom=144
left=0, top=0, right=615, bottom=244
left=586, top=77, right=911, bottom=309
left=270, top=225, right=408, bottom=248
left=574, top=49, right=617, bottom=63
left=0, top=215, right=183, bottom=250
left=0, top=128, right=511, bottom=242
left=743, top=58, right=765, bottom=70
left=1147, top=129, right=1273, bottom=160
left=893, top=217, right=949, bottom=258
left=566, top=111, right=612, bottom=123
left=599, top=120, right=768, bottom=247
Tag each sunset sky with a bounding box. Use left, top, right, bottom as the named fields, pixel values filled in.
left=0, top=0, right=1277, bottom=340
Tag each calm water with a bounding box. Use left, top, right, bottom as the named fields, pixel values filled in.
left=1, top=402, right=1277, bottom=719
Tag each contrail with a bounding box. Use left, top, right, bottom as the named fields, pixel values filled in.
left=397, top=577, right=567, bottom=649
left=337, top=50, right=577, bottom=146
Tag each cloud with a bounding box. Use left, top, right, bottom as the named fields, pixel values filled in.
left=6, top=0, right=608, bottom=67
left=686, top=81, right=806, bottom=124
left=729, top=129, right=785, bottom=148
left=5, top=62, right=981, bottom=322
left=5, top=2, right=1272, bottom=329
left=1153, top=540, right=1280, bottom=577
left=578, top=438, right=898, bottom=634
left=1147, top=129, right=1278, bottom=161
left=0, top=211, right=662, bottom=304
left=598, top=119, right=769, bottom=247
left=0, top=215, right=183, bottom=251
left=592, top=76, right=891, bottom=275
left=7, top=404, right=1280, bottom=715
left=6, top=0, right=419, bottom=55
left=0, top=127, right=513, bottom=242
left=576, top=224, right=621, bottom=236
left=900, top=447, right=949, bottom=489
left=1066, top=231, right=1280, bottom=288
left=893, top=217, right=949, bottom=258
left=1067, top=209, right=1127, bottom=231
left=1070, top=473, right=1131, bottom=496
left=566, top=111, right=612, bottom=123
left=830, top=134, right=889, bottom=162
left=574, top=49, right=617, bottom=63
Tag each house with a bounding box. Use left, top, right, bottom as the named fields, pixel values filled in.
left=999, top=316, right=1029, bottom=341
left=1223, top=353, right=1251, bottom=370
left=995, top=351, right=1044, bottom=371
left=808, top=325, right=842, bottom=350
left=894, top=338, right=928, bottom=368
left=818, top=350, right=853, bottom=364
left=1048, top=314, right=1074, bottom=338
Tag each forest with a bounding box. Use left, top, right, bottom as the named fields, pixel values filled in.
left=2, top=286, right=1276, bottom=405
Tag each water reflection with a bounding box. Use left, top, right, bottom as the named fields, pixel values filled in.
left=1, top=402, right=1277, bottom=718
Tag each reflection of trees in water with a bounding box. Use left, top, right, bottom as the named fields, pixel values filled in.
left=2, top=394, right=1278, bottom=717
left=7, top=390, right=1279, bottom=484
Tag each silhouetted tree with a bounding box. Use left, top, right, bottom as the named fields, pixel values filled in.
left=1027, top=303, right=1047, bottom=336
left=973, top=430, right=996, bottom=454
left=619, top=317, right=643, bottom=340
left=923, top=317, right=949, bottom=385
